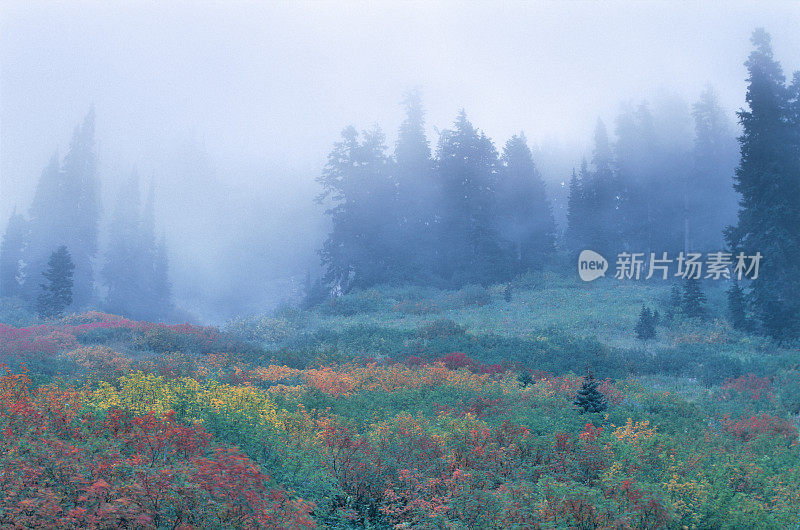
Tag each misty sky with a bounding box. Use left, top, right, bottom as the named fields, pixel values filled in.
left=2, top=0, right=799, bottom=321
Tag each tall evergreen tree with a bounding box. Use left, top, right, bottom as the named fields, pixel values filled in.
left=689, top=88, right=739, bottom=252
left=36, top=246, right=74, bottom=318
left=59, top=110, right=100, bottom=308
left=0, top=211, right=28, bottom=298
left=24, top=153, right=63, bottom=302
left=393, top=89, right=436, bottom=280
left=317, top=126, right=395, bottom=291
left=24, top=110, right=99, bottom=309
left=566, top=159, right=591, bottom=254
left=582, top=120, right=621, bottom=257
left=497, top=133, right=556, bottom=271
left=682, top=277, right=708, bottom=319
left=435, top=110, right=511, bottom=284
left=727, top=281, right=748, bottom=331
left=726, top=29, right=800, bottom=341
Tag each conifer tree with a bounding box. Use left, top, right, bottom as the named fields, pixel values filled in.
left=37, top=246, right=74, bottom=318
left=393, top=89, right=435, bottom=280
left=103, top=171, right=144, bottom=317
left=726, top=29, right=800, bottom=341
left=635, top=305, right=657, bottom=340
left=580, top=120, right=620, bottom=258
left=497, top=133, right=555, bottom=271
left=682, top=277, right=707, bottom=319
left=435, top=110, right=510, bottom=284
left=317, top=126, right=395, bottom=290
left=0, top=211, right=28, bottom=298
left=689, top=87, right=739, bottom=251
left=574, top=369, right=608, bottom=414
left=727, top=281, right=748, bottom=331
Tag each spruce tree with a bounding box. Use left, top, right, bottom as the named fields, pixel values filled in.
left=317, top=126, right=395, bottom=290
left=668, top=284, right=682, bottom=316
left=635, top=305, right=657, bottom=340
left=37, top=246, right=74, bottom=318
left=393, top=89, right=435, bottom=281
left=435, top=110, right=510, bottom=285
left=497, top=133, right=556, bottom=272
left=59, top=110, right=100, bottom=308
left=0, top=211, right=28, bottom=298
left=727, top=281, right=748, bottom=331
left=574, top=369, right=608, bottom=414
left=726, top=29, right=800, bottom=341
left=682, top=277, right=708, bottom=319
left=689, top=87, right=739, bottom=251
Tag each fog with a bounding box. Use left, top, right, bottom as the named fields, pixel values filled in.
left=2, top=0, right=799, bottom=323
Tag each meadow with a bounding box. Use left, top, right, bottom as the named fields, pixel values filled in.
left=1, top=275, right=799, bottom=529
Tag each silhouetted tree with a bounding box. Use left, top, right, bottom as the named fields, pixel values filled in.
left=682, top=277, right=707, bottom=319
left=689, top=87, right=739, bottom=251
left=317, top=126, right=395, bottom=290
left=393, top=89, right=436, bottom=281
left=435, top=110, right=511, bottom=285
left=37, top=246, right=74, bottom=318
left=24, top=111, right=99, bottom=309
left=727, top=281, right=748, bottom=331
left=726, top=29, right=800, bottom=341
left=497, top=133, right=556, bottom=271
left=635, top=305, right=657, bottom=340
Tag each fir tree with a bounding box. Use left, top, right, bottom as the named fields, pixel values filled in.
left=0, top=211, right=28, bottom=298
left=393, top=89, right=436, bottom=281
left=635, top=305, right=657, bottom=340
left=518, top=370, right=533, bottom=388
left=682, top=277, right=707, bottom=319
left=317, top=126, right=395, bottom=291
left=497, top=133, right=556, bottom=272
left=434, top=110, right=511, bottom=285
left=565, top=164, right=585, bottom=253
left=726, top=29, right=800, bottom=341
left=574, top=369, right=608, bottom=414
left=689, top=87, right=739, bottom=251
left=37, top=246, right=74, bottom=318
left=727, top=281, right=748, bottom=331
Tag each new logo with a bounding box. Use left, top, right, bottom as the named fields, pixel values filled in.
left=578, top=250, right=607, bottom=282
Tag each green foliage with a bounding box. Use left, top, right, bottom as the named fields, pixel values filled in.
left=574, top=369, right=609, bottom=413
left=36, top=246, right=75, bottom=318
left=320, top=291, right=381, bottom=316
left=682, top=277, right=708, bottom=319
left=635, top=305, right=657, bottom=340
left=727, top=281, right=749, bottom=331
left=0, top=297, right=37, bottom=327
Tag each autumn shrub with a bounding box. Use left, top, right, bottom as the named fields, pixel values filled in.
left=0, top=370, right=316, bottom=529
left=776, top=369, right=800, bottom=414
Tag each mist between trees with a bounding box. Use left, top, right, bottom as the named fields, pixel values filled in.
left=1, top=29, right=798, bottom=340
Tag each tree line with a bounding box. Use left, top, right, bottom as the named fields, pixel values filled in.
left=0, top=111, right=173, bottom=321
left=316, top=29, right=799, bottom=340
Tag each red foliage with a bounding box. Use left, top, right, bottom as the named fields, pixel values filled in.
left=0, top=370, right=315, bottom=529
left=720, top=373, right=774, bottom=402
left=720, top=413, right=798, bottom=442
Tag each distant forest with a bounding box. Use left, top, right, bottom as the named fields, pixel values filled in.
left=0, top=111, right=173, bottom=322
left=314, top=29, right=799, bottom=340
left=0, top=29, right=798, bottom=340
